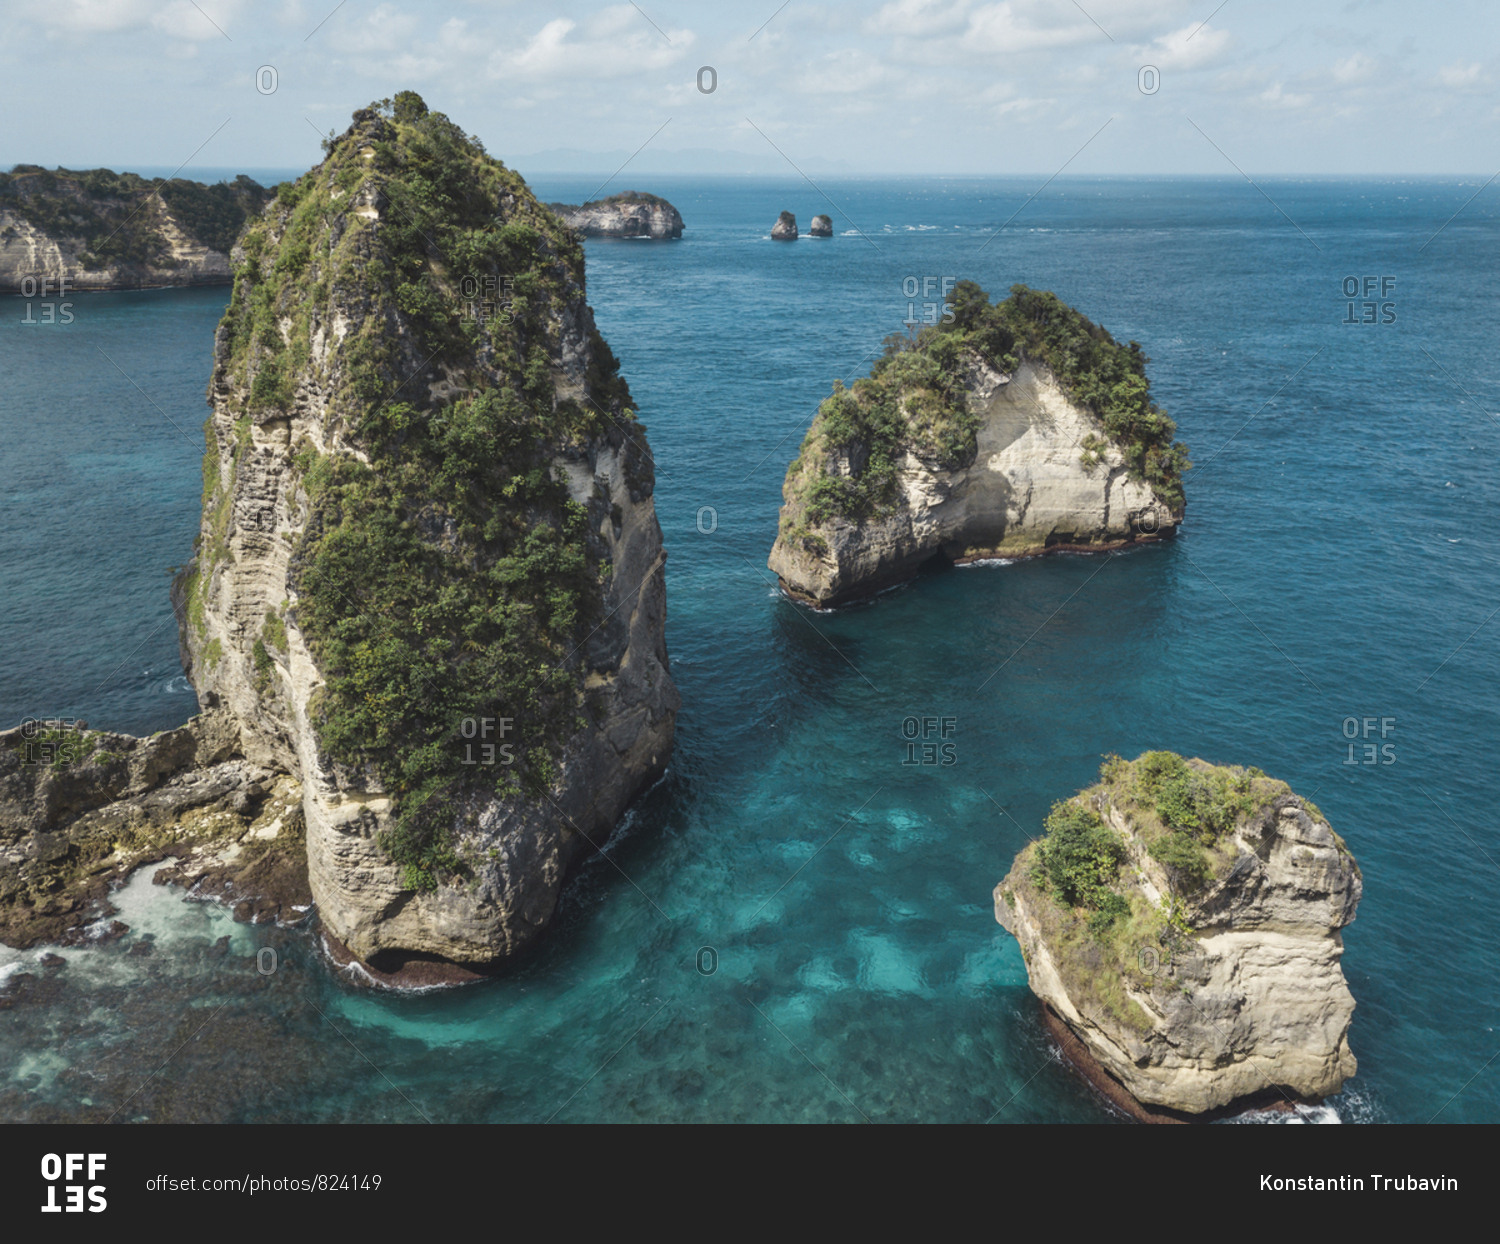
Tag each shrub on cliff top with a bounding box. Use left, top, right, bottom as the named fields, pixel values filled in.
left=1036, top=801, right=1126, bottom=910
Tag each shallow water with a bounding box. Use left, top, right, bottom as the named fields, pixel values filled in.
left=1, top=176, right=1497, bottom=1122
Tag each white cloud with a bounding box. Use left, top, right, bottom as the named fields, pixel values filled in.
left=1331, top=53, right=1377, bottom=84
left=151, top=0, right=241, bottom=41
left=1135, top=22, right=1232, bottom=71
left=866, top=0, right=972, bottom=38
left=964, top=3, right=1103, bottom=54
left=1438, top=60, right=1483, bottom=87
left=490, top=7, right=691, bottom=82
left=34, top=0, right=247, bottom=37
left=1259, top=82, right=1313, bottom=109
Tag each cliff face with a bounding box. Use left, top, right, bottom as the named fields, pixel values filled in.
left=177, top=93, right=677, bottom=973
left=994, top=753, right=1361, bottom=1117
left=0, top=167, right=268, bottom=293
left=768, top=283, right=1188, bottom=607
left=549, top=192, right=683, bottom=239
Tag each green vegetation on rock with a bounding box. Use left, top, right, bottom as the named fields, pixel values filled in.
left=781, top=281, right=1189, bottom=538
left=1002, top=751, right=1326, bottom=1034
left=198, top=92, right=644, bottom=892
left=0, top=166, right=268, bottom=268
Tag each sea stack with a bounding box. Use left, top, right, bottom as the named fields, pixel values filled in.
left=771, top=210, right=798, bottom=240
left=548, top=191, right=684, bottom=238
left=995, top=752, right=1362, bottom=1120
left=176, top=92, right=678, bottom=977
left=767, top=281, right=1188, bottom=607
left=808, top=214, right=833, bottom=237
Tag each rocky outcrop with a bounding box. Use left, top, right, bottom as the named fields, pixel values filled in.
left=176, top=93, right=677, bottom=976
left=0, top=714, right=308, bottom=947
left=0, top=167, right=269, bottom=293
left=768, top=282, right=1188, bottom=607
left=549, top=191, right=683, bottom=238
left=994, top=752, right=1361, bottom=1118
left=771, top=211, right=797, bottom=240
left=808, top=214, right=833, bottom=237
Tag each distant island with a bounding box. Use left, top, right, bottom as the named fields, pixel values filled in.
left=548, top=190, right=683, bottom=238
left=768, top=282, right=1189, bottom=606
left=0, top=166, right=270, bottom=293
left=996, top=753, right=1361, bottom=1121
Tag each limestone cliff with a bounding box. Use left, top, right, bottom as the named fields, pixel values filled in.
left=994, top=752, right=1361, bottom=1118
left=174, top=92, right=677, bottom=974
left=768, top=282, right=1188, bottom=607
left=0, top=167, right=269, bottom=293
left=548, top=191, right=683, bottom=239
left=771, top=211, right=797, bottom=241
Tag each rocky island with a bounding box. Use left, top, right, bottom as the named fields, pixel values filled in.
left=771, top=211, right=797, bottom=240
left=0, top=92, right=678, bottom=982
left=0, top=166, right=269, bottom=293
left=808, top=214, right=833, bottom=237
left=995, top=752, right=1361, bottom=1120
left=767, top=282, right=1188, bottom=607
left=548, top=191, right=683, bottom=238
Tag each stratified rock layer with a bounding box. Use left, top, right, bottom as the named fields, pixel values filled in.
left=769, top=355, right=1180, bottom=607
left=994, top=755, right=1361, bottom=1117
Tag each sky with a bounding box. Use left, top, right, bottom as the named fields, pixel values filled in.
left=2, top=0, right=1497, bottom=178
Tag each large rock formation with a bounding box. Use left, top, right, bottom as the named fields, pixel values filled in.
left=771, top=211, right=798, bottom=240
left=808, top=214, right=833, bottom=237
left=0, top=166, right=269, bottom=293
left=994, top=752, right=1362, bottom=1119
left=171, top=92, right=678, bottom=976
left=548, top=191, right=683, bottom=238
left=768, top=282, right=1188, bottom=607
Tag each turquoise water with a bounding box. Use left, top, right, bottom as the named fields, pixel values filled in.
left=2, top=176, right=1497, bottom=1122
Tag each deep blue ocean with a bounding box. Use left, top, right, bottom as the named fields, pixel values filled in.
left=2, top=175, right=1497, bottom=1123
